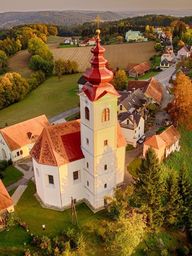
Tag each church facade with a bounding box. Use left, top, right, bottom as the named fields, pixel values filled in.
left=31, top=30, right=126, bottom=211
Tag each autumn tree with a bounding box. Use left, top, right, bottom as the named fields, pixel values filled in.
left=134, top=149, right=165, bottom=228
left=48, top=26, right=58, bottom=36
left=167, top=72, right=192, bottom=128
left=99, top=211, right=146, bottom=256
left=113, top=69, right=128, bottom=90
left=0, top=50, right=8, bottom=73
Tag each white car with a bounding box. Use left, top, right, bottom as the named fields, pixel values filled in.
left=137, top=135, right=146, bottom=144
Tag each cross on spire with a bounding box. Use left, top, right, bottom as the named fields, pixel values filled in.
left=95, top=15, right=101, bottom=29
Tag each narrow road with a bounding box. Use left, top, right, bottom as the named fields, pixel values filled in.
left=49, top=107, right=80, bottom=123
left=155, top=65, right=176, bottom=85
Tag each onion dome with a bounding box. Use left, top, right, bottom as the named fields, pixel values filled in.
left=82, top=30, right=119, bottom=101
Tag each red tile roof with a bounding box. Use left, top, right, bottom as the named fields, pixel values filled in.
left=128, top=77, right=163, bottom=103
left=0, top=115, right=49, bottom=151
left=127, top=62, right=151, bottom=76
left=0, top=180, right=13, bottom=211
left=159, top=125, right=180, bottom=147
left=31, top=120, right=126, bottom=166
left=144, top=135, right=166, bottom=150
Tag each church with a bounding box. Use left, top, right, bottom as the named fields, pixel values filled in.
left=31, top=30, right=126, bottom=211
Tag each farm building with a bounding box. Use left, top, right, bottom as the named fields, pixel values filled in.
left=127, top=62, right=151, bottom=78
left=143, top=125, right=180, bottom=162
left=0, top=115, right=49, bottom=162
left=177, top=46, right=192, bottom=59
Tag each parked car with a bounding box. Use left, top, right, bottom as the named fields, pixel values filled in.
left=137, top=135, right=146, bottom=144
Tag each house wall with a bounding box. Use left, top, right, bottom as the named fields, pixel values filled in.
left=165, top=140, right=180, bottom=158
left=0, top=133, right=11, bottom=161
left=11, top=144, right=34, bottom=162
left=33, top=159, right=62, bottom=208
left=143, top=144, right=165, bottom=162
left=121, top=117, right=144, bottom=147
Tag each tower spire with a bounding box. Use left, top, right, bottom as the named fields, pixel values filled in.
left=82, top=30, right=119, bottom=101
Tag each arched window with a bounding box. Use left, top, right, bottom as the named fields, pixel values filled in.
left=102, top=108, right=110, bottom=122
left=85, top=107, right=90, bottom=120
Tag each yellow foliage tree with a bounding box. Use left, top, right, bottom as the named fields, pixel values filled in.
left=168, top=72, right=192, bottom=128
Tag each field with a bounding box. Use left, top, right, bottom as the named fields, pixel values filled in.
left=51, top=41, right=155, bottom=72
left=0, top=74, right=80, bottom=128
left=8, top=41, right=155, bottom=74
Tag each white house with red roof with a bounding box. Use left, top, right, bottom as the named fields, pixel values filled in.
left=31, top=30, right=126, bottom=211
left=0, top=115, right=49, bottom=162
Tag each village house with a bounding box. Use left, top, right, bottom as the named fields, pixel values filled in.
left=78, top=75, right=87, bottom=92
left=79, top=37, right=96, bottom=47
left=0, top=115, right=49, bottom=162
left=127, top=62, right=151, bottom=78
left=125, top=30, right=147, bottom=42
left=0, top=180, right=14, bottom=229
left=160, top=52, right=176, bottom=68
left=128, top=77, right=163, bottom=105
left=177, top=46, right=192, bottom=60
left=143, top=125, right=180, bottom=162
left=118, top=110, right=144, bottom=147
left=31, top=31, right=126, bottom=212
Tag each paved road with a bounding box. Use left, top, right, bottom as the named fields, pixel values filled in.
left=49, top=107, right=80, bottom=123
left=155, top=65, right=176, bottom=85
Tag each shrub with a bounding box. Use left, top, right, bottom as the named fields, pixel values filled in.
left=29, top=55, right=54, bottom=75
left=28, top=70, right=46, bottom=90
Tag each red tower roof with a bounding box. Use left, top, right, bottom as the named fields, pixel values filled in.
left=82, top=30, right=119, bottom=101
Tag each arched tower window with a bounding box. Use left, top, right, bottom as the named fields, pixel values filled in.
left=102, top=108, right=110, bottom=122
left=85, top=107, right=90, bottom=120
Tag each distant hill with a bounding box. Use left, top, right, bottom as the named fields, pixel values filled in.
left=0, top=11, right=127, bottom=28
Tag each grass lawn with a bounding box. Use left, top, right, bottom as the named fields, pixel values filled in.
left=0, top=225, right=30, bottom=256
left=0, top=74, right=81, bottom=128
left=47, top=35, right=65, bottom=44
left=15, top=181, right=106, bottom=255
left=162, top=127, right=192, bottom=182
left=2, top=166, right=23, bottom=187
left=128, top=70, right=160, bottom=81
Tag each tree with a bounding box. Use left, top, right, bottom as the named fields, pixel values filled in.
left=178, top=168, right=192, bottom=227
left=55, top=59, right=65, bottom=79
left=167, top=72, right=192, bottom=128
left=113, top=69, right=128, bottom=90
left=48, top=26, right=58, bottom=36
left=165, top=172, right=182, bottom=227
left=29, top=55, right=54, bottom=75
left=134, top=149, right=165, bottom=228
left=0, top=50, right=8, bottom=72
left=100, top=211, right=146, bottom=256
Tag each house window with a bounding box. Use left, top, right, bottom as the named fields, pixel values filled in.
left=86, top=162, right=89, bottom=169
left=20, top=150, right=23, bottom=155
left=85, top=107, right=90, bottom=120
left=48, top=175, right=54, bottom=185
left=87, top=181, right=89, bottom=187
left=102, top=108, right=110, bottom=122
left=104, top=164, right=108, bottom=170
left=17, top=151, right=20, bottom=156
left=104, top=183, right=107, bottom=188
left=120, top=105, right=123, bottom=111
left=86, top=138, right=89, bottom=145
left=127, top=120, right=129, bottom=125
left=104, top=140, right=108, bottom=146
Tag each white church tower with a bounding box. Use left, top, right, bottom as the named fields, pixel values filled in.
left=80, top=30, right=125, bottom=209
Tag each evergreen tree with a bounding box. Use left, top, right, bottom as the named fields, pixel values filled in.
left=165, top=172, right=182, bottom=227
left=178, top=168, right=192, bottom=228
left=134, top=149, right=165, bottom=228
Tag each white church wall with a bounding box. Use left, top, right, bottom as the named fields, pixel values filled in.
left=59, top=159, right=85, bottom=207
left=33, top=159, right=62, bottom=208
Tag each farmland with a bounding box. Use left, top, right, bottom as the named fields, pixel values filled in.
left=8, top=41, right=155, bottom=74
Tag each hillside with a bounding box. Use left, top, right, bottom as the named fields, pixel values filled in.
left=0, top=11, right=126, bottom=28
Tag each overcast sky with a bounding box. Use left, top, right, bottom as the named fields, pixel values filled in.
left=1, top=0, right=192, bottom=12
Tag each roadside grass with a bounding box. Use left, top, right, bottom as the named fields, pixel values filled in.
left=59, top=44, right=78, bottom=48
left=162, top=127, right=192, bottom=183
left=128, top=70, right=160, bottom=81
left=127, top=158, right=142, bottom=178
left=0, top=74, right=81, bottom=128
left=2, top=166, right=23, bottom=187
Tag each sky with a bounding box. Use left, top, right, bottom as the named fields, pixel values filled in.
left=1, top=0, right=192, bottom=13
